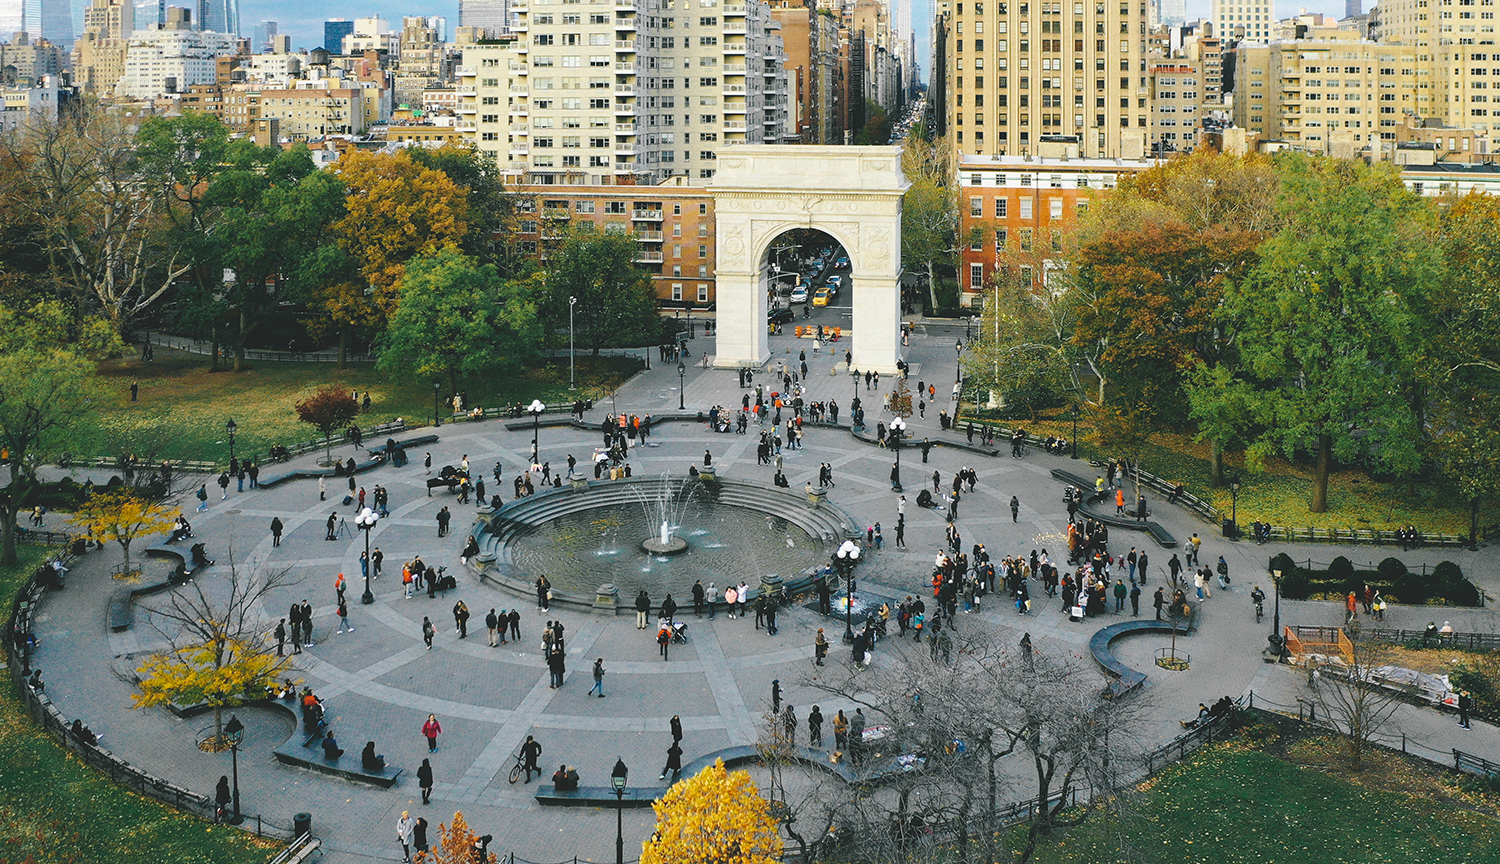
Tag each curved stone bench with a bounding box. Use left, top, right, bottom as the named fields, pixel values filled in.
left=1089, top=618, right=1196, bottom=699
left=534, top=785, right=659, bottom=808
left=272, top=739, right=403, bottom=788
left=1049, top=469, right=1178, bottom=549
left=850, top=425, right=1000, bottom=457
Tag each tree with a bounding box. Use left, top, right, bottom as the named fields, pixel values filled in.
left=1306, top=622, right=1405, bottom=772
left=541, top=227, right=660, bottom=355
left=409, top=143, right=536, bottom=279
left=70, top=490, right=178, bottom=578
left=0, top=302, right=101, bottom=565
left=420, top=810, right=496, bottom=864
left=963, top=259, right=1085, bottom=414
left=377, top=249, right=542, bottom=394
left=642, top=760, right=782, bottom=864
left=295, top=384, right=360, bottom=465
left=331, top=148, right=469, bottom=320
left=133, top=556, right=294, bottom=743
left=900, top=136, right=958, bottom=312
left=3, top=110, right=193, bottom=334
left=1187, top=155, right=1437, bottom=512
left=889, top=375, right=913, bottom=418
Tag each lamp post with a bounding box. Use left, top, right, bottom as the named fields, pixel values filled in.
left=850, top=366, right=860, bottom=403
left=569, top=296, right=577, bottom=390
left=432, top=381, right=442, bottom=428
left=225, top=418, right=237, bottom=466
left=528, top=399, right=545, bottom=464
left=356, top=507, right=379, bottom=604
left=889, top=415, right=906, bottom=492
left=835, top=539, right=861, bottom=644
left=1070, top=406, right=1079, bottom=460
left=1227, top=476, right=1242, bottom=540
left=223, top=715, right=245, bottom=825
left=1269, top=560, right=1285, bottom=657
left=677, top=358, right=686, bottom=410
left=954, top=339, right=963, bottom=383
left=611, top=758, right=629, bottom=864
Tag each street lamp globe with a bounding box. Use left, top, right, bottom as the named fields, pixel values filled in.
left=356, top=507, right=379, bottom=604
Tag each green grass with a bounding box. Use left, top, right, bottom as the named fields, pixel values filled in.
left=77, top=348, right=642, bottom=465
left=960, top=406, right=1491, bottom=536
left=1022, top=742, right=1500, bottom=864
left=0, top=546, right=276, bottom=863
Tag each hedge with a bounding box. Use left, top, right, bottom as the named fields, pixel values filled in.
left=1271, top=553, right=1480, bottom=606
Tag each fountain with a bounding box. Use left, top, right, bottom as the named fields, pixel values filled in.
left=637, top=476, right=691, bottom=556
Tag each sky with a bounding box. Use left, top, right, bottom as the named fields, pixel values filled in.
left=239, top=0, right=1356, bottom=86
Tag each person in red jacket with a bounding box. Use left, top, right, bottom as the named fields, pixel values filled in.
left=422, top=714, right=442, bottom=752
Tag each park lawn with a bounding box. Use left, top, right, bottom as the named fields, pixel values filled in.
left=1023, top=739, right=1500, bottom=864
left=77, top=348, right=642, bottom=465
left=0, top=546, right=276, bottom=864
left=962, top=408, right=1484, bottom=536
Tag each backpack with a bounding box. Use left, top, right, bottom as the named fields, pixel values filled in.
left=913, top=613, right=924, bottom=630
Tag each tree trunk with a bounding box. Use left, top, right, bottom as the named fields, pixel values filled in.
left=213, top=704, right=223, bottom=742
left=233, top=311, right=247, bottom=372
left=121, top=540, right=131, bottom=573
left=0, top=506, right=16, bottom=566
left=209, top=327, right=220, bottom=373
left=1472, top=498, right=1481, bottom=549
left=337, top=326, right=347, bottom=371
left=1311, top=433, right=1331, bottom=513
left=1210, top=438, right=1225, bottom=487
left=926, top=261, right=939, bottom=312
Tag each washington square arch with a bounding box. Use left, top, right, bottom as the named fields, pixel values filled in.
left=710, top=145, right=909, bottom=374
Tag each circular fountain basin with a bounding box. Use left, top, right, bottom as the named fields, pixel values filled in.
left=641, top=536, right=690, bottom=556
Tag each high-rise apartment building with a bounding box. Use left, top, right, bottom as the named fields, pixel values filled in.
left=460, top=0, right=511, bottom=36
left=769, top=0, right=842, bottom=143
left=467, top=0, right=789, bottom=186
left=7, top=0, right=74, bottom=46
left=324, top=18, right=353, bottom=52
left=943, top=0, right=1153, bottom=159
left=196, top=0, right=236, bottom=34
left=1211, top=0, right=1268, bottom=42
left=74, top=0, right=134, bottom=93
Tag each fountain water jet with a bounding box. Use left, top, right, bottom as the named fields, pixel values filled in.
left=637, top=476, right=691, bottom=556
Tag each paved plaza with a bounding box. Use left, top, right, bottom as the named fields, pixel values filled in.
left=23, top=319, right=1500, bottom=863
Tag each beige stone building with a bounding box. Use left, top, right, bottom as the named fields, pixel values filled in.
left=1148, top=59, right=1204, bottom=150
left=942, top=0, right=1153, bottom=160
left=73, top=0, right=133, bottom=96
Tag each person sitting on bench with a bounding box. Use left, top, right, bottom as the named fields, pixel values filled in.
left=322, top=733, right=345, bottom=760
left=191, top=542, right=213, bottom=569
left=551, top=764, right=580, bottom=791
left=361, top=741, right=386, bottom=772
left=71, top=719, right=98, bottom=746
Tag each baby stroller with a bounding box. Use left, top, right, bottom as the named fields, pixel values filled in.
left=668, top=619, right=689, bottom=644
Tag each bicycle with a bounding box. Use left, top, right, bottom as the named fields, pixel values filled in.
left=507, top=742, right=526, bottom=784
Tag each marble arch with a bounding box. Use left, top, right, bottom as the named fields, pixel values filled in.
left=709, top=145, right=909, bottom=374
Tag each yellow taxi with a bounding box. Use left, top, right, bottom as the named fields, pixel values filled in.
left=812, top=286, right=832, bottom=307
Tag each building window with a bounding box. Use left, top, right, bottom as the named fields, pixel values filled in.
left=970, top=197, right=983, bottom=216
left=672, top=283, right=683, bottom=301
left=970, top=263, right=984, bottom=289
left=697, top=283, right=709, bottom=302
left=995, top=198, right=1008, bottom=217
left=1049, top=198, right=1063, bottom=220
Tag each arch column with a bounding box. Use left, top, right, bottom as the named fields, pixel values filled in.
left=710, top=146, right=909, bottom=374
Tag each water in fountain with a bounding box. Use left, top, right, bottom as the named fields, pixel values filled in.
left=634, top=476, right=695, bottom=554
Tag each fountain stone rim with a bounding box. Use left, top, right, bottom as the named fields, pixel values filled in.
left=640, top=536, right=690, bottom=556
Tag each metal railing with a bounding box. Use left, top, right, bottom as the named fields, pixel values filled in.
left=4, top=566, right=300, bottom=843
left=1455, top=749, right=1500, bottom=780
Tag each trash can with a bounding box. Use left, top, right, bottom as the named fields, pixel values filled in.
left=1221, top=518, right=1238, bottom=539
left=293, top=812, right=312, bottom=838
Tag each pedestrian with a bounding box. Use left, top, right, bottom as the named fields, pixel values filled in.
left=325, top=512, right=337, bottom=541
left=336, top=597, right=353, bottom=633
left=1113, top=580, right=1126, bottom=612
left=661, top=741, right=683, bottom=781
left=737, top=581, right=750, bottom=619
left=417, top=758, right=434, bottom=804
left=1345, top=590, right=1358, bottom=625
left=215, top=775, right=232, bottom=822
left=808, top=705, right=824, bottom=747
left=1458, top=690, right=1473, bottom=729
left=318, top=476, right=326, bottom=501
left=783, top=705, right=797, bottom=746
left=1153, top=587, right=1165, bottom=621
left=635, top=590, right=651, bottom=629
left=422, top=616, right=435, bottom=649
left=772, top=679, right=782, bottom=715
left=425, top=452, right=432, bottom=474
left=436, top=506, right=450, bottom=538
left=548, top=645, right=567, bottom=687
left=1130, top=582, right=1141, bottom=617
left=521, top=735, right=543, bottom=782
left=537, top=575, right=552, bottom=611
left=657, top=625, right=671, bottom=661
left=453, top=600, right=470, bottom=638
left=814, top=628, right=828, bottom=666
left=486, top=608, right=499, bottom=646
left=413, top=817, right=429, bottom=857
left=895, top=519, right=905, bottom=548
left=301, top=600, right=313, bottom=646
left=129, top=380, right=138, bottom=402
left=196, top=483, right=209, bottom=512
left=397, top=811, right=415, bottom=863
left=589, top=657, right=606, bottom=697
left=509, top=608, right=521, bottom=642
left=671, top=714, right=683, bottom=742
left=422, top=714, right=442, bottom=751
left=270, top=517, right=283, bottom=547
left=218, top=472, right=230, bottom=499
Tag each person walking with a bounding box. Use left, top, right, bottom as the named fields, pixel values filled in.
left=396, top=811, right=415, bottom=863
left=422, top=616, right=435, bottom=649
left=657, top=625, right=671, bottom=661
left=196, top=484, right=209, bottom=512
left=336, top=597, right=353, bottom=633
left=771, top=679, right=782, bottom=715
left=417, top=758, right=434, bottom=805
left=670, top=714, right=683, bottom=744
left=1010, top=495, right=1020, bottom=523
left=808, top=705, right=824, bottom=747
left=217, top=472, right=230, bottom=499
left=270, top=517, right=283, bottom=547
left=1153, top=587, right=1166, bottom=621
left=274, top=619, right=286, bottom=656
left=413, top=817, right=429, bottom=858
left=215, top=775, right=232, bottom=822
left=782, top=705, right=798, bottom=746
left=588, top=658, right=606, bottom=697
left=661, top=741, right=683, bottom=781
left=814, top=628, right=828, bottom=666
left=422, top=714, right=442, bottom=751
left=521, top=735, right=543, bottom=782
left=318, top=476, right=326, bottom=502
left=486, top=608, right=500, bottom=647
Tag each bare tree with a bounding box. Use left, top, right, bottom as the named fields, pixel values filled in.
left=132, top=551, right=297, bottom=744
left=1306, top=621, right=1406, bottom=772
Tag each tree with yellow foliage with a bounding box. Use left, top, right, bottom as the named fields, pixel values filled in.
left=71, top=490, right=178, bottom=578
left=641, top=759, right=782, bottom=864
left=418, top=810, right=495, bottom=864
left=330, top=149, right=469, bottom=324
left=133, top=557, right=293, bottom=744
